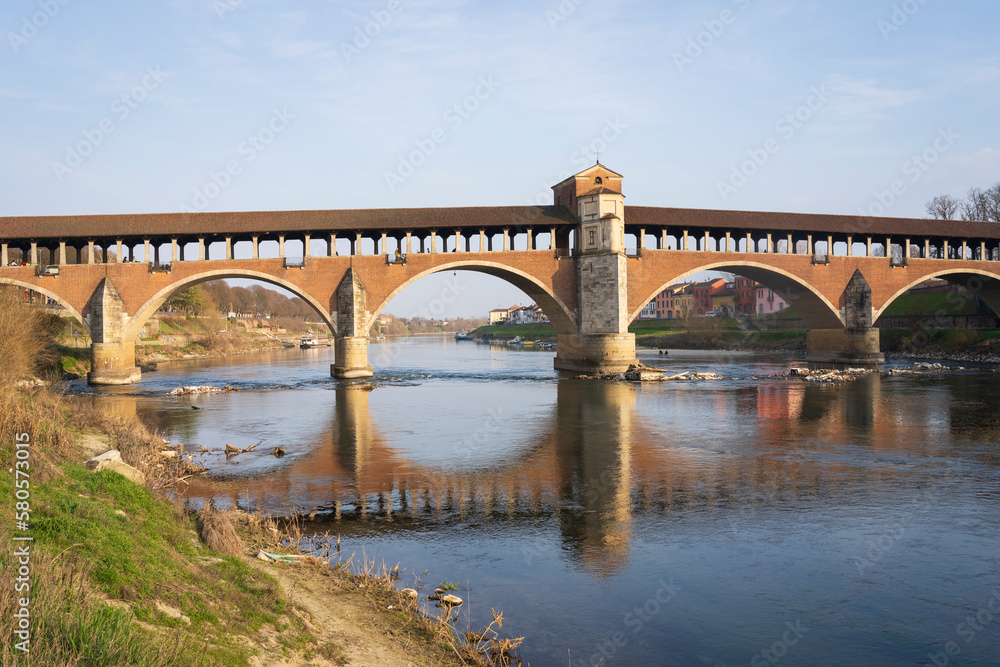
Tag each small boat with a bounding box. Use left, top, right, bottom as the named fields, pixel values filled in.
left=300, top=336, right=332, bottom=348
left=455, top=331, right=471, bottom=341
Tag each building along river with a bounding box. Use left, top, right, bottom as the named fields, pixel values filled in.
left=75, top=335, right=1000, bottom=666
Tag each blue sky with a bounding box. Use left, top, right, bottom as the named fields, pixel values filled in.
left=2, top=0, right=999, bottom=317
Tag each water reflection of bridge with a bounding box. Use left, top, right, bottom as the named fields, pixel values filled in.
left=172, top=373, right=998, bottom=574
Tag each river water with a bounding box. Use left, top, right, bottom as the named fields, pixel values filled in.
left=77, top=336, right=1000, bottom=666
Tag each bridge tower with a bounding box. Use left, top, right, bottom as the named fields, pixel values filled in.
left=552, top=164, right=638, bottom=374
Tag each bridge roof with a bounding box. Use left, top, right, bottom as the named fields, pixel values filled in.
left=0, top=206, right=578, bottom=241
left=627, top=206, right=1000, bottom=239
left=3, top=203, right=998, bottom=241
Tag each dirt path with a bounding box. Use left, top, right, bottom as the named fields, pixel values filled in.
left=247, top=560, right=458, bottom=667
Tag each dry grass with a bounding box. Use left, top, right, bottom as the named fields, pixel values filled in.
left=0, top=288, right=61, bottom=386
left=197, top=508, right=243, bottom=557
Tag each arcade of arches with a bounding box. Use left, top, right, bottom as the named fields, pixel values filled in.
left=4, top=163, right=1000, bottom=385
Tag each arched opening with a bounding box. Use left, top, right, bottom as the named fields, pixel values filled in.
left=0, top=278, right=90, bottom=335
left=367, top=261, right=578, bottom=339
left=873, top=270, right=1000, bottom=324
left=873, top=270, right=1000, bottom=354
left=125, top=270, right=336, bottom=342
left=628, top=262, right=842, bottom=330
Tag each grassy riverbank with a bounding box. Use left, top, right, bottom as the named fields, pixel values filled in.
left=0, top=292, right=517, bottom=666
left=473, top=319, right=809, bottom=352
left=52, top=314, right=290, bottom=379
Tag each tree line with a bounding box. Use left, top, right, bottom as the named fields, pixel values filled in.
left=926, top=182, right=1000, bottom=221
left=164, top=281, right=316, bottom=319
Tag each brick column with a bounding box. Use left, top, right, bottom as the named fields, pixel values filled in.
left=305, top=233, right=312, bottom=258
left=198, top=237, right=206, bottom=261
left=225, top=236, right=233, bottom=260
left=278, top=234, right=285, bottom=258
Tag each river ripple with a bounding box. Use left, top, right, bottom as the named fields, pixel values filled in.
left=76, top=336, right=1000, bottom=666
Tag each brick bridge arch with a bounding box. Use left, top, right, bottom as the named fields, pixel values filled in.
left=0, top=276, right=91, bottom=335
left=872, top=268, right=1000, bottom=322
left=125, top=269, right=336, bottom=341
left=628, top=261, right=844, bottom=329
left=366, top=259, right=578, bottom=335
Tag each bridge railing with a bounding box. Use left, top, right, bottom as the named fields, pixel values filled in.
left=385, top=253, right=407, bottom=265
left=149, top=262, right=172, bottom=273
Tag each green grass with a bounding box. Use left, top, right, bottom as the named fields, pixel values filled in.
left=22, top=464, right=299, bottom=662
left=1, top=442, right=314, bottom=666
left=757, top=306, right=801, bottom=320
left=473, top=323, right=556, bottom=339
left=881, top=292, right=978, bottom=317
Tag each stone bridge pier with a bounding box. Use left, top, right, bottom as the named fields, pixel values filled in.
left=331, top=268, right=374, bottom=379
left=806, top=270, right=884, bottom=368
left=87, top=278, right=142, bottom=385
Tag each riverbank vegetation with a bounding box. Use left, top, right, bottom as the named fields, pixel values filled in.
left=0, top=289, right=520, bottom=666
left=473, top=317, right=809, bottom=352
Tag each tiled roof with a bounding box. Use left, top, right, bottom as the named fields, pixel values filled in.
left=578, top=186, right=624, bottom=197
left=0, top=206, right=578, bottom=241
left=626, top=206, right=1000, bottom=239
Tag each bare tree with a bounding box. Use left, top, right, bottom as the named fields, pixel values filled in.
left=925, top=194, right=961, bottom=220
left=960, top=184, right=1000, bottom=222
